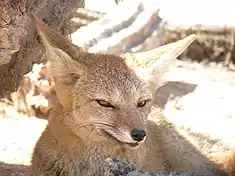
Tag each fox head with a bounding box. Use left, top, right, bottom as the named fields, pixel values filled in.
left=30, top=14, right=196, bottom=149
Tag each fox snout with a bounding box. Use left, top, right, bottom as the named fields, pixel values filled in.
left=112, top=111, right=148, bottom=145
left=99, top=116, right=148, bottom=148
left=100, top=126, right=147, bottom=149
left=130, top=128, right=146, bottom=142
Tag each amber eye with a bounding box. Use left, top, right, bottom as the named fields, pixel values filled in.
left=96, top=100, right=114, bottom=108
left=137, top=101, right=147, bottom=107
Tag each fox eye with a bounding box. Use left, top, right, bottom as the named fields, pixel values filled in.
left=96, top=100, right=114, bottom=108
left=137, top=101, right=148, bottom=107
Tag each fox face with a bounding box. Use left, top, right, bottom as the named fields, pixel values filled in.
left=30, top=14, right=196, bottom=149
left=71, top=52, right=154, bottom=148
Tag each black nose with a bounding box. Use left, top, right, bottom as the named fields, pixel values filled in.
left=130, top=128, right=146, bottom=142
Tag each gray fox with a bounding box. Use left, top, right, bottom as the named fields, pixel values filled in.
left=29, top=14, right=234, bottom=176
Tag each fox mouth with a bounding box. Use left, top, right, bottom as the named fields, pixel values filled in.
left=98, top=129, right=140, bottom=148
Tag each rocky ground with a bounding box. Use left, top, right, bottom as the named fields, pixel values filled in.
left=0, top=1, right=235, bottom=175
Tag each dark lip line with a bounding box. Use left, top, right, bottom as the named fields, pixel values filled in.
left=100, top=129, right=139, bottom=147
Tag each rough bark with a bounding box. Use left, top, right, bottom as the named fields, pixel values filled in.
left=0, top=0, right=85, bottom=97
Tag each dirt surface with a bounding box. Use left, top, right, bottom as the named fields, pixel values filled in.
left=0, top=117, right=47, bottom=165
left=159, top=61, right=235, bottom=148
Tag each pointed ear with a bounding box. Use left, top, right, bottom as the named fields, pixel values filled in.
left=123, top=34, right=197, bottom=89
left=30, top=14, right=85, bottom=84
left=30, top=14, right=86, bottom=107
left=29, top=14, right=83, bottom=59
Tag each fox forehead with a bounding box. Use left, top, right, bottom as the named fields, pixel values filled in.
left=75, top=53, right=153, bottom=102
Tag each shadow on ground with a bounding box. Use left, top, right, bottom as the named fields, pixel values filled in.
left=147, top=118, right=228, bottom=176
left=155, top=81, right=198, bottom=108
left=147, top=81, right=228, bottom=175
left=0, top=162, right=29, bottom=176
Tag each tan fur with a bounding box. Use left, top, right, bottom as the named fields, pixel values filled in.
left=209, top=149, right=235, bottom=175
left=223, top=150, right=235, bottom=175
left=29, top=14, right=235, bottom=176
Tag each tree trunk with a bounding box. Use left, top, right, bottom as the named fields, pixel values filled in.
left=0, top=0, right=85, bottom=97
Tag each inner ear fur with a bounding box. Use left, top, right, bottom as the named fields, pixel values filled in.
left=30, top=14, right=86, bottom=107
left=123, top=34, right=197, bottom=89
left=30, top=14, right=83, bottom=59
left=30, top=14, right=86, bottom=84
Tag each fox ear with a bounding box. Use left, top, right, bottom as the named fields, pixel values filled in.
left=30, top=14, right=85, bottom=84
left=29, top=14, right=83, bottom=58
left=30, top=14, right=86, bottom=107
left=124, top=34, right=197, bottom=89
